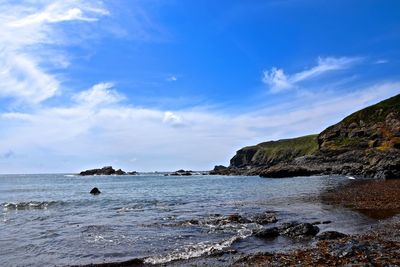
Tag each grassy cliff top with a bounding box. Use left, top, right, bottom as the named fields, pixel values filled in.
left=341, top=93, right=400, bottom=126
left=250, top=134, right=319, bottom=153
left=231, top=134, right=319, bottom=167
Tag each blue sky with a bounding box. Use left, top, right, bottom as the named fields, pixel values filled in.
left=0, top=0, right=399, bottom=173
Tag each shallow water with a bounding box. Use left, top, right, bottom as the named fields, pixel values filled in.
left=0, top=174, right=379, bottom=266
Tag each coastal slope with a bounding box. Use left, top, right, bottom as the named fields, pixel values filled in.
left=213, top=93, right=400, bottom=179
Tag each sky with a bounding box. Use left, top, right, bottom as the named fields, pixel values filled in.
left=0, top=0, right=399, bottom=173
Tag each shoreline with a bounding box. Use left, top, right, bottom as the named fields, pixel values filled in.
left=73, top=178, right=400, bottom=267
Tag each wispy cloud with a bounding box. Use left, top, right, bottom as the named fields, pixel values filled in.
left=0, top=0, right=109, bottom=104
left=73, top=82, right=124, bottom=108
left=166, top=75, right=178, bottom=82
left=263, top=56, right=362, bottom=93
left=374, top=59, right=388, bottom=64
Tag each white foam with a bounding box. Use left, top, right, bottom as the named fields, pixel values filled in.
left=144, top=228, right=253, bottom=264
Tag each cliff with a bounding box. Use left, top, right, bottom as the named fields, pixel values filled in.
left=212, top=94, right=400, bottom=179
left=230, top=135, right=318, bottom=168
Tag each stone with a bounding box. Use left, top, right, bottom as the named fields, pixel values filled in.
left=90, top=187, right=101, bottom=195
left=316, top=231, right=348, bottom=240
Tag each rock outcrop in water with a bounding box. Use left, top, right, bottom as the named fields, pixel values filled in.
left=213, top=94, right=400, bottom=179
left=79, top=166, right=137, bottom=176
left=90, top=187, right=101, bottom=195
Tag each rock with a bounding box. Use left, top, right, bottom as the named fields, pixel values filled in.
left=90, top=187, right=101, bottom=195
left=316, top=231, right=348, bottom=240
left=170, top=170, right=192, bottom=176
left=216, top=94, right=400, bottom=179
left=79, top=166, right=128, bottom=176
left=280, top=222, right=319, bottom=238
left=252, top=212, right=278, bottom=224
left=255, top=227, right=280, bottom=239
left=259, top=165, right=319, bottom=178
left=226, top=214, right=250, bottom=223
left=209, top=165, right=229, bottom=175
left=115, top=169, right=126, bottom=175
left=322, top=220, right=332, bottom=224
left=127, top=171, right=138, bottom=175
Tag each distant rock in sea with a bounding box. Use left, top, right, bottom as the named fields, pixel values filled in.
left=90, top=187, right=101, bottom=195
left=169, top=169, right=193, bottom=176
left=79, top=166, right=137, bottom=176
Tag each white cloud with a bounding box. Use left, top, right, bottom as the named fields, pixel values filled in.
left=163, top=111, right=184, bottom=126
left=263, top=56, right=362, bottom=93
left=0, top=81, right=398, bottom=173
left=0, top=1, right=109, bottom=104
left=73, top=82, right=124, bottom=107
left=166, top=75, right=177, bottom=82
left=374, top=59, right=388, bottom=64
left=262, top=67, right=293, bottom=92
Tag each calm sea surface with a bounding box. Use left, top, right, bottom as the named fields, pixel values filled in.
left=0, top=174, right=378, bottom=266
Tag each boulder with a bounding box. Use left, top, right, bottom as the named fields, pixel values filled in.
left=316, top=231, right=348, bottom=240
left=255, top=227, right=280, bottom=239
left=252, top=212, right=278, bottom=224
left=280, top=222, right=319, bottom=238
left=90, top=187, right=101, bottom=195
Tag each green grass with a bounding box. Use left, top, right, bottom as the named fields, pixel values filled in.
left=341, top=93, right=400, bottom=126
left=237, top=134, right=319, bottom=165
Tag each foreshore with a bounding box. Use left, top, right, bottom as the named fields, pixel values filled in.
left=233, top=179, right=400, bottom=266
left=75, top=178, right=400, bottom=267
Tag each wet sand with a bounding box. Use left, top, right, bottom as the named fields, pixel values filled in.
left=321, top=179, right=400, bottom=219
left=232, top=179, right=400, bottom=266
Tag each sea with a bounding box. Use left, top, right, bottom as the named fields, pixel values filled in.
left=0, top=174, right=379, bottom=266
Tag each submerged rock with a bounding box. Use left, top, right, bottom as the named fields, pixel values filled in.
left=280, top=222, right=319, bottom=238
left=252, top=212, right=278, bottom=224
left=255, top=227, right=280, bottom=239
left=90, top=187, right=101, bottom=195
left=316, top=231, right=348, bottom=240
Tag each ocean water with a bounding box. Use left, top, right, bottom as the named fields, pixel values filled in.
left=0, top=174, right=377, bottom=266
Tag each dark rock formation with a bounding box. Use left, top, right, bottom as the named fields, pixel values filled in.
left=217, top=94, right=400, bottom=179
left=169, top=170, right=193, bottom=176
left=316, top=231, right=348, bottom=240
left=255, top=227, right=280, bottom=239
left=79, top=166, right=133, bottom=176
left=90, top=187, right=101, bottom=195
left=279, top=222, right=319, bottom=238
left=252, top=212, right=278, bottom=224
left=255, top=222, right=319, bottom=240
left=115, top=169, right=126, bottom=175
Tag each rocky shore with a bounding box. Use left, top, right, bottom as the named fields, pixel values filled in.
left=210, top=94, right=400, bottom=180
left=232, top=179, right=400, bottom=266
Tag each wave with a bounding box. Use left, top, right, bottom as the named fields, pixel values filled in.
left=144, top=228, right=253, bottom=264
left=2, top=201, right=62, bottom=210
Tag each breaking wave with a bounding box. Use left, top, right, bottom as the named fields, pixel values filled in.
left=2, top=201, right=62, bottom=210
